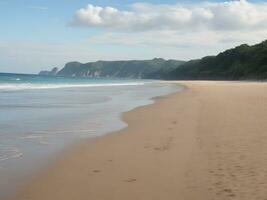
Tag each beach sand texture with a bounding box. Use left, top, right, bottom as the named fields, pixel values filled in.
left=13, top=81, right=267, bottom=200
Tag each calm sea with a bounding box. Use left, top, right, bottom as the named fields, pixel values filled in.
left=0, top=73, right=181, bottom=198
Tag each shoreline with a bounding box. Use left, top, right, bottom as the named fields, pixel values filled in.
left=8, top=83, right=184, bottom=200
left=4, top=81, right=181, bottom=200
left=11, top=81, right=267, bottom=200
left=0, top=81, right=179, bottom=200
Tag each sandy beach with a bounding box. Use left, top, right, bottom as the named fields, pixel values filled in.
left=12, top=81, right=267, bottom=200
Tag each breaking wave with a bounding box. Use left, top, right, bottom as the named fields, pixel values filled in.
left=0, top=82, right=148, bottom=91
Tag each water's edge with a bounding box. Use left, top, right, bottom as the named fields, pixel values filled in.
left=2, top=82, right=183, bottom=200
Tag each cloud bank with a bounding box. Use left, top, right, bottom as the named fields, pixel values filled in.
left=72, top=0, right=267, bottom=31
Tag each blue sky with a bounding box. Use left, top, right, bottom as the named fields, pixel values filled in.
left=0, top=0, right=230, bottom=43
left=0, top=0, right=267, bottom=73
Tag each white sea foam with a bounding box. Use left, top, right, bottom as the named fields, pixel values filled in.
left=33, top=129, right=96, bottom=134
left=0, top=82, right=148, bottom=91
left=20, top=135, right=50, bottom=145
left=20, top=130, right=97, bottom=145
left=0, top=146, right=23, bottom=162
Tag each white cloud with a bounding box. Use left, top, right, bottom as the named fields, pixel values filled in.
left=68, top=0, right=267, bottom=63
left=72, top=4, right=133, bottom=28
left=86, top=28, right=267, bottom=60
left=71, top=0, right=267, bottom=31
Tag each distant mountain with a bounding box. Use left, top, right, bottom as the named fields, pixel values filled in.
left=170, top=40, right=267, bottom=80
left=56, top=58, right=185, bottom=79
left=39, top=67, right=58, bottom=76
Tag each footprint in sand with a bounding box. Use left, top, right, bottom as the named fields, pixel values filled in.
left=124, top=178, right=137, bottom=183
left=154, top=146, right=169, bottom=151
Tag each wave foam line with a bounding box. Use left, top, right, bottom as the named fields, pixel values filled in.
left=0, top=82, right=148, bottom=91
left=0, top=147, right=23, bottom=162
left=34, top=129, right=96, bottom=134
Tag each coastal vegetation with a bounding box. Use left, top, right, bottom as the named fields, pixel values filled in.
left=171, top=40, right=267, bottom=80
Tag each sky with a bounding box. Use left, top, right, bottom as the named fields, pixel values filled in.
left=1, top=0, right=267, bottom=73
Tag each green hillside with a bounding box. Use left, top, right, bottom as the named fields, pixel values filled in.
left=170, top=40, right=267, bottom=80
left=57, top=58, right=185, bottom=79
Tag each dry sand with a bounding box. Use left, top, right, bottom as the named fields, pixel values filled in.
left=12, top=81, right=267, bottom=200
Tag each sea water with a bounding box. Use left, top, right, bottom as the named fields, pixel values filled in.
left=0, top=73, right=181, bottom=198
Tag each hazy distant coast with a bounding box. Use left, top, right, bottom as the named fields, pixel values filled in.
left=39, top=58, right=185, bottom=79
left=40, top=39, right=267, bottom=81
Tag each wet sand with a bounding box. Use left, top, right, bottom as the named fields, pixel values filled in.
left=12, top=81, right=267, bottom=200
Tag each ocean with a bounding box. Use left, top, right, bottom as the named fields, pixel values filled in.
left=0, top=73, right=181, bottom=198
